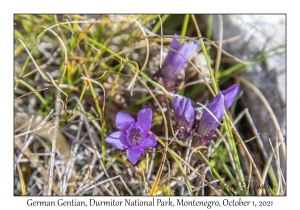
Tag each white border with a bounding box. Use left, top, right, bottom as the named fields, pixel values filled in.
left=2, top=0, right=296, bottom=209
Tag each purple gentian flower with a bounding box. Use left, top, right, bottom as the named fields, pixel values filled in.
left=221, top=84, right=239, bottom=109
left=197, top=93, right=225, bottom=140
left=158, top=34, right=200, bottom=90
left=172, top=96, right=195, bottom=139
left=196, top=84, right=239, bottom=145
left=105, top=108, right=157, bottom=164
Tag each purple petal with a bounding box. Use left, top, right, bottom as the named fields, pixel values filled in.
left=105, top=131, right=128, bottom=150
left=172, top=96, right=184, bottom=123
left=162, top=34, right=200, bottom=76
left=171, top=40, right=200, bottom=75
left=169, top=43, right=189, bottom=74
left=178, top=97, right=187, bottom=116
left=159, top=35, right=200, bottom=91
left=140, top=133, right=157, bottom=148
left=162, top=35, right=180, bottom=68
left=172, top=96, right=195, bottom=129
left=126, top=147, right=143, bottom=164
left=221, top=84, right=239, bottom=109
left=115, top=111, right=135, bottom=132
left=183, top=98, right=195, bottom=128
left=185, top=41, right=200, bottom=58
left=137, top=108, right=152, bottom=134
left=198, top=93, right=224, bottom=136
left=172, top=96, right=181, bottom=116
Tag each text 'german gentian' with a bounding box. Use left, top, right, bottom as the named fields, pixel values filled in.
left=105, top=108, right=157, bottom=164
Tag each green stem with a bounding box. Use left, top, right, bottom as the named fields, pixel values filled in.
left=152, top=14, right=170, bottom=34
left=16, top=79, right=47, bottom=105
left=191, top=15, right=218, bottom=94
left=86, top=79, right=106, bottom=163
left=86, top=36, right=170, bottom=100
left=106, top=64, right=122, bottom=117
left=206, top=15, right=213, bottom=55
left=223, top=116, right=246, bottom=195
left=180, top=14, right=189, bottom=44
left=196, top=149, right=234, bottom=196
left=214, top=146, right=238, bottom=193
left=14, top=42, right=38, bottom=89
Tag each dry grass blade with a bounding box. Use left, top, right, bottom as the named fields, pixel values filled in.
left=38, top=172, right=58, bottom=196
left=17, top=38, right=50, bottom=82
left=258, top=152, right=273, bottom=196
left=40, top=27, right=68, bottom=84
left=14, top=154, right=27, bottom=196
left=14, top=138, right=61, bottom=195
left=80, top=76, right=106, bottom=114
left=14, top=88, right=48, bottom=101
left=47, top=89, right=61, bottom=195
left=14, top=115, right=34, bottom=133
left=14, top=109, right=54, bottom=139
left=138, top=78, right=169, bottom=195
left=46, top=72, right=69, bottom=107
left=79, top=104, right=119, bottom=196
left=238, top=76, right=286, bottom=160
left=214, top=14, right=223, bottom=76
left=158, top=15, right=163, bottom=68
left=268, top=138, right=286, bottom=194
left=131, top=17, right=149, bottom=72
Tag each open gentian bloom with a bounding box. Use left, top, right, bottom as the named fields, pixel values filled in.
left=172, top=96, right=195, bottom=139
left=158, top=34, right=200, bottom=90
left=105, top=108, right=157, bottom=164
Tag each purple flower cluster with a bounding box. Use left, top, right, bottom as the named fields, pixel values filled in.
left=157, top=35, right=199, bottom=90
left=105, top=108, right=156, bottom=164
left=105, top=34, right=239, bottom=164
left=172, top=84, right=239, bottom=145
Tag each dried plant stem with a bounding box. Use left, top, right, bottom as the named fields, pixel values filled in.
left=242, top=108, right=278, bottom=188
left=15, top=138, right=61, bottom=195
left=158, top=15, right=163, bottom=68
left=131, top=17, right=149, bottom=73
left=14, top=154, right=27, bottom=196
left=81, top=73, right=107, bottom=163
left=268, top=138, right=286, bottom=194
left=17, top=38, right=50, bottom=82
left=139, top=79, right=169, bottom=195
left=155, top=135, right=223, bottom=196
left=214, top=15, right=223, bottom=77
left=238, top=76, right=286, bottom=161
left=79, top=104, right=119, bottom=195
left=47, top=89, right=61, bottom=195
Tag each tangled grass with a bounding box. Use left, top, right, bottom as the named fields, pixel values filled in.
left=14, top=14, right=286, bottom=196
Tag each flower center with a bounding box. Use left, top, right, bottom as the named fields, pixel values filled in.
left=126, top=123, right=145, bottom=147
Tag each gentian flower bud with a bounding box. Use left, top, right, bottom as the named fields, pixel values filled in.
left=198, top=93, right=225, bottom=139
left=105, top=108, right=157, bottom=164
left=158, top=34, right=200, bottom=90
left=196, top=84, right=239, bottom=145
left=172, top=96, right=195, bottom=139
